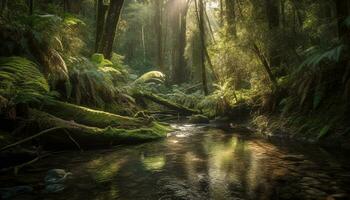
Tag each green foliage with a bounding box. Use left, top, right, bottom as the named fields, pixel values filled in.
left=299, top=45, right=345, bottom=71
left=0, top=57, right=52, bottom=105
left=65, top=56, right=134, bottom=114
left=318, top=125, right=331, bottom=140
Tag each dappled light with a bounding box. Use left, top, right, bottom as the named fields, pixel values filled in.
left=1, top=0, right=350, bottom=199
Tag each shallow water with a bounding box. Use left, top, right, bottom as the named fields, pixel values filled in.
left=2, top=124, right=350, bottom=200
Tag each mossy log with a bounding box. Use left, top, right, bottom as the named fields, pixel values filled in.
left=29, top=109, right=172, bottom=148
left=134, top=92, right=200, bottom=116
left=42, top=100, right=143, bottom=128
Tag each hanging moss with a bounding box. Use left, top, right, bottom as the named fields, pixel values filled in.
left=42, top=100, right=143, bottom=128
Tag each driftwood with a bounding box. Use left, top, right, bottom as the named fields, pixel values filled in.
left=135, top=92, right=200, bottom=116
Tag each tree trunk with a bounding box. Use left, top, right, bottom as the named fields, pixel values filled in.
left=219, top=0, right=224, bottom=26
left=171, top=0, right=189, bottom=84
left=0, top=0, right=7, bottom=15
left=134, top=92, right=200, bottom=115
left=197, top=0, right=209, bottom=95
left=155, top=0, right=164, bottom=72
left=28, top=0, right=34, bottom=15
left=335, top=0, right=350, bottom=43
left=95, top=0, right=107, bottom=52
left=98, top=0, right=124, bottom=59
left=63, top=0, right=69, bottom=12
left=265, top=0, right=281, bottom=69
left=141, top=25, right=146, bottom=62
left=252, top=43, right=278, bottom=87
left=225, top=0, right=236, bottom=37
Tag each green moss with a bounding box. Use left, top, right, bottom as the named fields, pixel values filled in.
left=134, top=71, right=165, bottom=84
left=30, top=109, right=172, bottom=148
left=43, top=100, right=142, bottom=128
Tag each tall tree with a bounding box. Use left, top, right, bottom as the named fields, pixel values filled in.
left=63, top=0, right=69, bottom=12
left=171, top=0, right=190, bottom=84
left=265, top=0, right=281, bottom=69
left=28, top=0, right=34, bottom=15
left=154, top=0, right=164, bottom=72
left=225, top=0, right=236, bottom=37
left=0, top=0, right=8, bottom=15
left=197, top=0, right=209, bottom=95
left=335, top=0, right=350, bottom=43
left=98, top=0, right=124, bottom=59
left=95, top=0, right=107, bottom=52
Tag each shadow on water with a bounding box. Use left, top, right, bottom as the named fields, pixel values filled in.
left=1, top=124, right=350, bottom=200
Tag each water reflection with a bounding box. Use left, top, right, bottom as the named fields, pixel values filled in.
left=19, top=125, right=350, bottom=200
left=141, top=154, right=166, bottom=172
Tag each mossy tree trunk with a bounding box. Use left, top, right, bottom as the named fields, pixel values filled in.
left=29, top=109, right=171, bottom=149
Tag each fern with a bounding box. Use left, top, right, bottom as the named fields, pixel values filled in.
left=299, top=44, right=344, bottom=72
left=0, top=57, right=51, bottom=105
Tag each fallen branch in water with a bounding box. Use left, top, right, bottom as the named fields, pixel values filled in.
left=64, top=129, right=83, bottom=152
left=0, top=127, right=63, bottom=152
left=0, top=154, right=50, bottom=175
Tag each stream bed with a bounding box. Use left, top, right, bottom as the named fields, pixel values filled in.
left=1, top=124, right=350, bottom=200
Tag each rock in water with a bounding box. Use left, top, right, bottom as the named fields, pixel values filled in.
left=45, top=169, right=72, bottom=184
left=189, top=115, right=209, bottom=124
left=45, top=184, right=66, bottom=193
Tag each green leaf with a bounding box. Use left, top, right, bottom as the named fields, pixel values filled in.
left=318, top=125, right=331, bottom=140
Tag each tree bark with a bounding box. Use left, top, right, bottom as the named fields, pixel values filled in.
left=63, top=0, right=69, bottom=12
left=98, top=0, right=124, bottom=59
left=197, top=0, right=209, bottom=95
left=172, top=0, right=190, bottom=84
left=155, top=0, right=164, bottom=72
left=335, top=0, right=350, bottom=43
left=265, top=0, right=281, bottom=69
left=252, top=43, right=278, bottom=87
left=28, top=0, right=34, bottom=15
left=95, top=0, right=108, bottom=52
left=0, top=0, right=7, bottom=15
left=225, top=0, right=236, bottom=37
left=134, top=92, right=200, bottom=115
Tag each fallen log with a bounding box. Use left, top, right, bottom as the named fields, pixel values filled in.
left=134, top=92, right=200, bottom=116
left=42, top=101, right=143, bottom=128
left=29, top=109, right=172, bottom=148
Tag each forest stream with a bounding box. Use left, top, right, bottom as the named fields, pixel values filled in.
left=2, top=123, right=350, bottom=200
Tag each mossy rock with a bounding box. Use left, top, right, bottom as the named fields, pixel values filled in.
left=134, top=71, right=165, bottom=84
left=42, top=101, right=143, bottom=129
left=189, top=115, right=209, bottom=124
left=91, top=53, right=113, bottom=68
left=30, top=109, right=172, bottom=148
left=91, top=53, right=104, bottom=64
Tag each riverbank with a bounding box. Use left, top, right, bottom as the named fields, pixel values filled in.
left=236, top=114, right=350, bottom=151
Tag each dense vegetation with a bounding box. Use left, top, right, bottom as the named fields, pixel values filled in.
left=1, top=0, right=350, bottom=172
